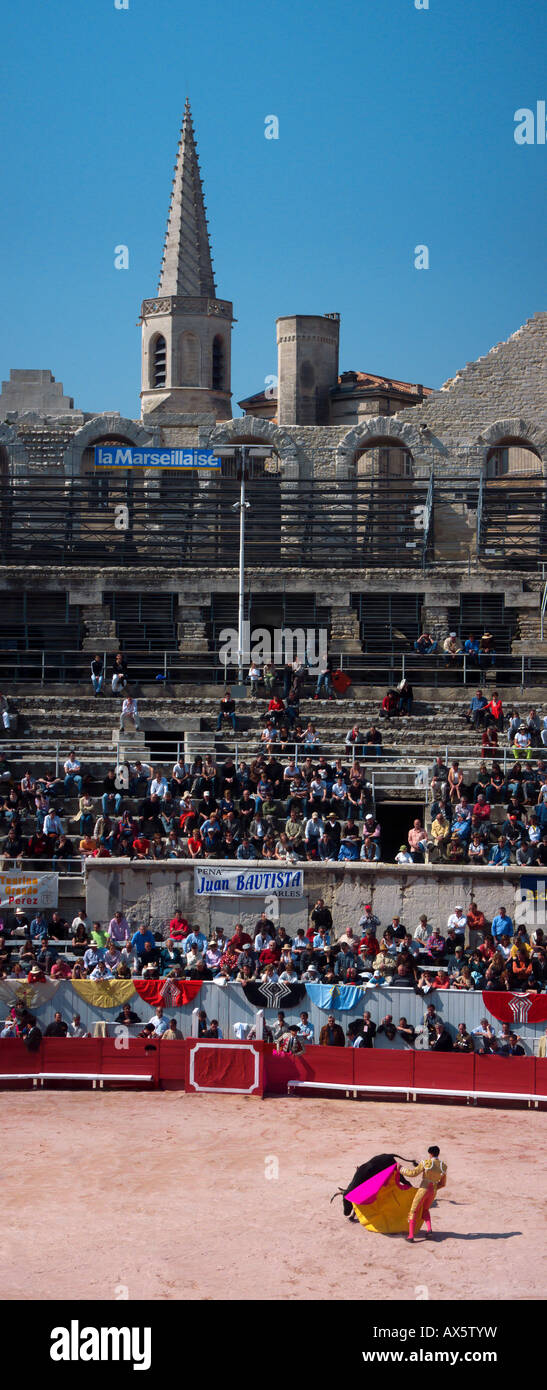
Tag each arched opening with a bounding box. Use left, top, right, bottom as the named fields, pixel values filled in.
left=354, top=441, right=414, bottom=480
left=151, top=335, right=167, bottom=388
left=349, top=439, right=421, bottom=561
left=81, top=435, right=137, bottom=511
left=212, top=442, right=282, bottom=565
left=179, top=332, right=200, bottom=386
left=482, top=438, right=546, bottom=563
left=486, top=439, right=542, bottom=479
left=212, top=336, right=225, bottom=391
left=76, top=435, right=139, bottom=557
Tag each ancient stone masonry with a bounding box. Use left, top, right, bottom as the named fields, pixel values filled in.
left=395, top=312, right=547, bottom=464
left=1, top=107, right=545, bottom=669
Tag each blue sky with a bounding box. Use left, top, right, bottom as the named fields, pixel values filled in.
left=1, top=0, right=545, bottom=417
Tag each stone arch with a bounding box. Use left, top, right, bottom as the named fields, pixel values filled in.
left=478, top=418, right=547, bottom=475
left=201, top=417, right=300, bottom=476
left=63, top=416, right=158, bottom=476
left=478, top=419, right=547, bottom=563
left=335, top=416, right=433, bottom=478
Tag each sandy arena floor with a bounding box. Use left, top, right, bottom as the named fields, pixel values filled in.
left=1, top=1091, right=545, bottom=1301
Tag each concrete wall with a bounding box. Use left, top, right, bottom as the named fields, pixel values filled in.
left=85, top=859, right=543, bottom=939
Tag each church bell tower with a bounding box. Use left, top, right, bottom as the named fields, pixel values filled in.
left=140, top=100, right=234, bottom=419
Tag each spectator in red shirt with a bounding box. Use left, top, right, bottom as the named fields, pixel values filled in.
left=381, top=690, right=398, bottom=720
left=260, top=941, right=281, bottom=966
left=472, top=794, right=491, bottom=822
left=132, top=835, right=151, bottom=860
left=467, top=901, right=487, bottom=936
left=487, top=692, right=504, bottom=731
left=230, top=923, right=253, bottom=951
left=267, top=695, right=285, bottom=726
left=169, top=912, right=190, bottom=941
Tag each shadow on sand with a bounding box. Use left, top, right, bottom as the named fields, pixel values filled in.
left=423, top=1230, right=522, bottom=1243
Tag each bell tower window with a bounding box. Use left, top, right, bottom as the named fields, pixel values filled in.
left=212, top=336, right=224, bottom=391
left=153, top=336, right=167, bottom=388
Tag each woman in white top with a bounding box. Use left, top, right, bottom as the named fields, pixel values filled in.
left=248, top=663, right=261, bottom=696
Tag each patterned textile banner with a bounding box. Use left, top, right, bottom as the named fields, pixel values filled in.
left=72, top=980, right=136, bottom=1009
left=0, top=871, right=58, bottom=909
left=243, top=981, right=306, bottom=1010
left=305, top=983, right=365, bottom=1012
left=194, top=866, right=304, bottom=898
left=0, top=980, right=60, bottom=1010
left=482, top=990, right=547, bottom=1024
left=134, top=979, right=203, bottom=1008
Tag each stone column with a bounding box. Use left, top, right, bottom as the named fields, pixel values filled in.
left=177, top=590, right=210, bottom=654
left=74, top=596, right=118, bottom=653
left=510, top=590, right=547, bottom=656
left=420, top=600, right=451, bottom=643
left=328, top=593, right=362, bottom=654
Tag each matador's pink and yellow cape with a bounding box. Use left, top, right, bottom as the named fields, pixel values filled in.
left=346, top=1163, right=424, bottom=1234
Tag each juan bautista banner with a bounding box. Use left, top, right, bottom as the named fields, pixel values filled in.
left=0, top=870, right=59, bottom=909
left=194, top=866, right=304, bottom=897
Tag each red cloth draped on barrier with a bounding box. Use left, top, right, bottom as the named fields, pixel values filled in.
left=482, top=991, right=547, bottom=1024
left=186, top=1040, right=265, bottom=1094
left=133, top=979, right=203, bottom=1008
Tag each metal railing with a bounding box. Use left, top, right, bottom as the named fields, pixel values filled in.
left=0, top=856, right=85, bottom=876
left=0, top=646, right=545, bottom=689
left=0, top=742, right=120, bottom=775
left=0, top=474, right=433, bottom=568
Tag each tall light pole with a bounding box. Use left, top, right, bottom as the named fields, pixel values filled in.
left=236, top=444, right=248, bottom=685
left=228, top=443, right=271, bottom=696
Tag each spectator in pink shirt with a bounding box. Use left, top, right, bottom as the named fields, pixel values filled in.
left=408, top=818, right=428, bottom=863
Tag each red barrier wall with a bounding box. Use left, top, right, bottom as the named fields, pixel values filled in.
left=157, top=1040, right=188, bottom=1090
left=264, top=1045, right=547, bottom=1104
left=353, top=1050, right=415, bottom=1089
left=474, top=1055, right=536, bottom=1095
left=0, top=1040, right=545, bottom=1103
left=413, top=1052, right=475, bottom=1093
left=535, top=1059, right=547, bottom=1096
left=0, top=1038, right=160, bottom=1086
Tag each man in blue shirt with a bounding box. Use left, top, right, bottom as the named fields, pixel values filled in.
left=236, top=835, right=254, bottom=860
left=184, top=928, right=207, bottom=953
left=467, top=689, right=488, bottom=728
left=489, top=838, right=511, bottom=867
left=83, top=944, right=103, bottom=972
left=130, top=926, right=156, bottom=958
left=464, top=635, right=480, bottom=666
left=30, top=912, right=48, bottom=941
left=491, top=906, right=514, bottom=939
left=338, top=837, right=359, bottom=861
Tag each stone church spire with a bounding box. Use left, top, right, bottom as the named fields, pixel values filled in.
left=157, top=98, right=217, bottom=299
left=140, top=102, right=234, bottom=420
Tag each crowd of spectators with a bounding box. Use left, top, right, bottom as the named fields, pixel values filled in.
left=424, top=731, right=547, bottom=867
left=0, top=671, right=545, bottom=873
left=0, top=896, right=545, bottom=995
left=0, top=744, right=388, bottom=867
